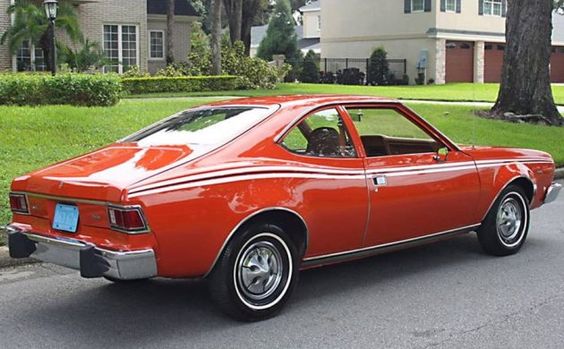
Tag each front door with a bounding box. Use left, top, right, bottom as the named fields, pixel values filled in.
left=343, top=104, right=481, bottom=247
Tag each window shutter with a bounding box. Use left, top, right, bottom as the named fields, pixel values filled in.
left=404, top=0, right=411, bottom=13
left=440, top=0, right=446, bottom=12
left=478, top=0, right=484, bottom=15
left=456, top=0, right=461, bottom=13
left=424, top=0, right=432, bottom=12
left=501, top=0, right=507, bottom=17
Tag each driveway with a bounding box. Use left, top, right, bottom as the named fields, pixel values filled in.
left=0, top=182, right=563, bottom=349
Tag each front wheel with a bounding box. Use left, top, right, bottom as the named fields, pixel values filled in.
left=208, top=223, right=299, bottom=321
left=477, top=185, right=530, bottom=256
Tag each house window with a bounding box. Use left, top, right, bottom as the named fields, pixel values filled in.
left=411, top=0, right=425, bottom=12
left=445, top=0, right=456, bottom=12
left=317, top=15, right=321, bottom=31
left=483, top=0, right=502, bottom=16
left=149, top=31, right=164, bottom=60
left=16, top=40, right=47, bottom=72
left=103, top=24, right=138, bottom=74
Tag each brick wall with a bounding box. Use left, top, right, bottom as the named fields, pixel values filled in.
left=77, top=0, right=148, bottom=71
left=0, top=0, right=12, bottom=71
left=147, top=16, right=194, bottom=74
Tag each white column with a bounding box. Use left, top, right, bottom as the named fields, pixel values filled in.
left=434, top=39, right=446, bottom=85
left=474, top=41, right=485, bottom=83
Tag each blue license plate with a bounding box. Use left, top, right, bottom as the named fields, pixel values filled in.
left=52, top=204, right=79, bottom=233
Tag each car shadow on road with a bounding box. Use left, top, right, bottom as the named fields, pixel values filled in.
left=17, top=233, right=547, bottom=346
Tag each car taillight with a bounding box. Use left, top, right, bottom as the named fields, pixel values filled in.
left=9, top=193, right=29, bottom=214
left=107, top=206, right=148, bottom=234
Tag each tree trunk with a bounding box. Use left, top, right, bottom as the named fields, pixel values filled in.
left=211, top=0, right=222, bottom=75
left=166, top=0, right=175, bottom=64
left=241, top=0, right=257, bottom=55
left=223, top=0, right=243, bottom=44
left=491, top=0, right=562, bottom=125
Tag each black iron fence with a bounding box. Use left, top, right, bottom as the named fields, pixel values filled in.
left=286, top=57, right=408, bottom=85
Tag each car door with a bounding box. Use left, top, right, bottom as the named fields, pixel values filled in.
left=276, top=106, right=369, bottom=257
left=342, top=103, right=482, bottom=247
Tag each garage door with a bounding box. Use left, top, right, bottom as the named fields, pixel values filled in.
left=551, top=47, right=564, bottom=83
left=446, top=41, right=474, bottom=83
left=484, top=43, right=505, bottom=83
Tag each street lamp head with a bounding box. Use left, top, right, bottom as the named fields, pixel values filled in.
left=43, top=0, right=58, bottom=21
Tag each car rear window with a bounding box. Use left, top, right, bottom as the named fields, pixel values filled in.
left=123, top=106, right=276, bottom=148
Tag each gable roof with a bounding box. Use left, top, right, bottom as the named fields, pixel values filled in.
left=147, top=0, right=198, bottom=17
left=299, top=0, right=320, bottom=13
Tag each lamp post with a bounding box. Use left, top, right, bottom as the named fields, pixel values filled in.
left=43, top=0, right=58, bottom=75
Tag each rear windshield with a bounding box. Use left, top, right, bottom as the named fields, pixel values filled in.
left=122, top=106, right=275, bottom=148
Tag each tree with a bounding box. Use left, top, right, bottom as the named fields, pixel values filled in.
left=241, top=0, right=271, bottom=54
left=211, top=0, right=222, bottom=74
left=256, top=0, right=298, bottom=62
left=367, top=47, right=389, bottom=86
left=223, top=0, right=243, bottom=44
left=491, top=0, right=562, bottom=125
left=299, top=50, right=319, bottom=83
left=1, top=0, right=82, bottom=71
left=166, top=0, right=176, bottom=64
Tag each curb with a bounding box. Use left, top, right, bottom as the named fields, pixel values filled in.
left=0, top=246, right=39, bottom=269
left=555, top=167, right=564, bottom=180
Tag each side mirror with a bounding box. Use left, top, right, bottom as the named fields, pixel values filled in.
left=433, top=147, right=449, bottom=162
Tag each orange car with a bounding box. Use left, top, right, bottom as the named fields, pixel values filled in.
left=5, top=95, right=561, bottom=320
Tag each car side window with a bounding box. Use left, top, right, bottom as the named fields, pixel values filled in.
left=345, top=107, right=441, bottom=157
left=281, top=108, right=357, bottom=158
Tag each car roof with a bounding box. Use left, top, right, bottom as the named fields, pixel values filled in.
left=207, top=95, right=399, bottom=108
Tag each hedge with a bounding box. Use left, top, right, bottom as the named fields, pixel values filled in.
left=0, top=73, right=122, bottom=107
left=122, top=75, right=241, bottom=94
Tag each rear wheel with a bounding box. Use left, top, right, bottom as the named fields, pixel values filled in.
left=208, top=223, right=299, bottom=321
left=477, top=185, right=530, bottom=256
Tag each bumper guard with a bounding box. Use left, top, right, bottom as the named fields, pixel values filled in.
left=544, top=182, right=562, bottom=205
left=4, top=225, right=157, bottom=280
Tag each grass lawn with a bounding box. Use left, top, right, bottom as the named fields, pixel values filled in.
left=127, top=83, right=564, bottom=105
left=1, top=97, right=564, bottom=245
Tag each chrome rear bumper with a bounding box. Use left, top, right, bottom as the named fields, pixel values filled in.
left=4, top=225, right=157, bottom=280
left=544, top=182, right=562, bottom=205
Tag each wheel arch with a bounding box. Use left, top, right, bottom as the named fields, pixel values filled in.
left=204, top=207, right=309, bottom=278
left=481, top=175, right=535, bottom=222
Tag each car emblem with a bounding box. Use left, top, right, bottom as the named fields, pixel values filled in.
left=91, top=214, right=102, bottom=221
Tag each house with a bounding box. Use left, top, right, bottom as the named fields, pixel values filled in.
left=320, top=0, right=564, bottom=84
left=0, top=0, right=198, bottom=74
left=250, top=1, right=321, bottom=58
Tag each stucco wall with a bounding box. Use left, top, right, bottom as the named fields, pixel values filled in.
left=321, top=0, right=435, bottom=41
left=147, top=16, right=193, bottom=74
left=302, top=10, right=320, bottom=39
left=0, top=0, right=12, bottom=71
left=76, top=0, right=148, bottom=71
left=435, top=1, right=505, bottom=36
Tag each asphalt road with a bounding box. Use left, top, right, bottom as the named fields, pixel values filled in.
left=1, top=182, right=563, bottom=349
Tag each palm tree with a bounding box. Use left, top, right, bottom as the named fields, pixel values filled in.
left=0, top=0, right=82, bottom=71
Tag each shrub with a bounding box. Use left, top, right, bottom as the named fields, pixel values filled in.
left=336, top=68, right=365, bottom=85
left=367, top=47, right=390, bottom=85
left=121, top=75, right=241, bottom=94
left=0, top=73, right=122, bottom=106
left=299, top=50, right=320, bottom=83
left=59, top=40, right=109, bottom=73
left=221, top=41, right=288, bottom=89
left=122, top=65, right=149, bottom=78
left=319, top=71, right=336, bottom=84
